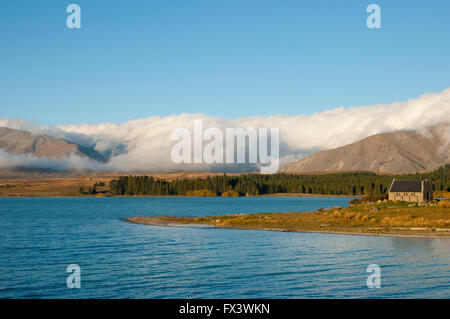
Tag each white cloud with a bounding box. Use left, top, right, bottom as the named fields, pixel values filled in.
left=1, top=88, right=450, bottom=172
left=0, top=150, right=102, bottom=170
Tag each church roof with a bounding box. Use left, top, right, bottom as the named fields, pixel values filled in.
left=389, top=180, right=423, bottom=192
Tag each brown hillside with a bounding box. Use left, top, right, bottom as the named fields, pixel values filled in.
left=281, top=122, right=449, bottom=174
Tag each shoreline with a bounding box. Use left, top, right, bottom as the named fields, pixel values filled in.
left=0, top=193, right=357, bottom=198
left=125, top=219, right=450, bottom=239
left=125, top=202, right=450, bottom=239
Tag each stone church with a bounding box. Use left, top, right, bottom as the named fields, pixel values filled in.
left=388, top=179, right=433, bottom=203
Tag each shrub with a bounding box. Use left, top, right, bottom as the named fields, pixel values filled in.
left=332, top=211, right=343, bottom=218
left=344, top=212, right=355, bottom=219
left=185, top=189, right=217, bottom=197
left=438, top=200, right=450, bottom=208
left=350, top=194, right=388, bottom=205
left=349, top=198, right=363, bottom=205
left=221, top=190, right=240, bottom=197
left=435, top=191, right=450, bottom=199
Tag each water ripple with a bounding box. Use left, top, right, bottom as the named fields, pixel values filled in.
left=0, top=197, right=448, bottom=298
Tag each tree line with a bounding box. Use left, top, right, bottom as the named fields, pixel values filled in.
left=79, top=182, right=106, bottom=195
left=109, top=164, right=449, bottom=196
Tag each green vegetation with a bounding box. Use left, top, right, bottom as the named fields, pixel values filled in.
left=78, top=182, right=106, bottom=195
left=87, top=185, right=97, bottom=195
left=110, top=164, right=450, bottom=196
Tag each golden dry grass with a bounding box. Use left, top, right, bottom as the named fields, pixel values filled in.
left=0, top=172, right=248, bottom=197
left=0, top=176, right=109, bottom=196
left=438, top=200, right=450, bottom=208
left=127, top=201, right=450, bottom=238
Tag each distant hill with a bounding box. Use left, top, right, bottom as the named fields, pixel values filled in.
left=0, top=127, right=105, bottom=162
left=280, top=122, right=450, bottom=174
left=2, top=122, right=449, bottom=175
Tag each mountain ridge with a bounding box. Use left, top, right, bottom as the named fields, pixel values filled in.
left=280, top=122, right=449, bottom=174
left=1, top=123, right=449, bottom=174
left=0, top=127, right=105, bottom=162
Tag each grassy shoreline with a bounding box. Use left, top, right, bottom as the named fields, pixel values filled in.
left=126, top=202, right=450, bottom=239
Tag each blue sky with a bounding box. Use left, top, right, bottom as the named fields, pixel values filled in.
left=1, top=0, right=450, bottom=125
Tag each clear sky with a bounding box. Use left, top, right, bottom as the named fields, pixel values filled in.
left=1, top=0, right=449, bottom=125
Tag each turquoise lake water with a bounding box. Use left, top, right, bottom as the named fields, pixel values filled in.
left=0, top=196, right=448, bottom=298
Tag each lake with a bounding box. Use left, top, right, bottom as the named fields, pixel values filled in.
left=0, top=196, right=448, bottom=298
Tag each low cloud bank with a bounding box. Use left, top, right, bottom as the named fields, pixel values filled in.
left=0, top=150, right=103, bottom=171
left=1, top=88, right=450, bottom=172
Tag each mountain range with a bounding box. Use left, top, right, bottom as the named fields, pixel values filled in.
left=281, top=122, right=449, bottom=174
left=0, top=127, right=105, bottom=162
left=0, top=123, right=449, bottom=174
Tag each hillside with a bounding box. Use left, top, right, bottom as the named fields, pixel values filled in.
left=281, top=123, right=450, bottom=174
left=0, top=127, right=104, bottom=162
